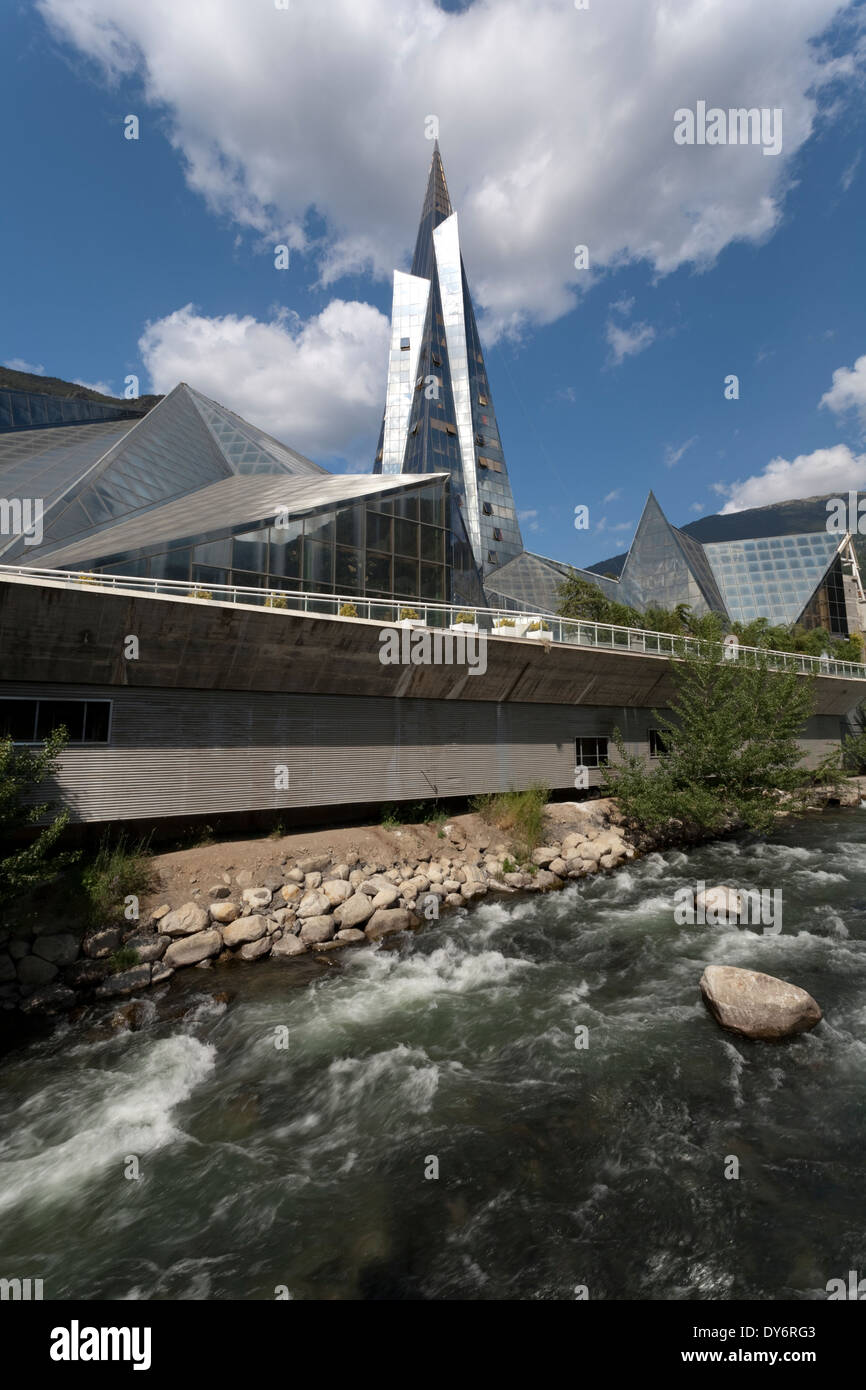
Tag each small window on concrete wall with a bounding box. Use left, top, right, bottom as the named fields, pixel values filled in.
left=649, top=729, right=668, bottom=757
left=575, top=736, right=608, bottom=768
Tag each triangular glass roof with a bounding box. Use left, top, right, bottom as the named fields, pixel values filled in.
left=704, top=531, right=842, bottom=626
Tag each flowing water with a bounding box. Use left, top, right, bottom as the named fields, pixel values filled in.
left=2, top=810, right=866, bottom=1301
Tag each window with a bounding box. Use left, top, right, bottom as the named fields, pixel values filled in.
left=478, top=395, right=488, bottom=406
left=0, top=698, right=111, bottom=744
left=487, top=550, right=498, bottom=564
left=482, top=502, right=493, bottom=516
left=575, top=736, right=608, bottom=768
left=432, top=354, right=442, bottom=367
left=478, top=455, right=502, bottom=472
left=492, top=527, right=503, bottom=542
left=400, top=337, right=410, bottom=350
left=475, top=433, right=485, bottom=446
left=649, top=729, right=668, bottom=758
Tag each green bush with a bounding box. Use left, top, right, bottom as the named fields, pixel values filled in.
left=453, top=610, right=476, bottom=624
left=81, top=834, right=156, bottom=926
left=399, top=607, right=420, bottom=621
left=265, top=593, right=288, bottom=609
left=0, top=729, right=77, bottom=907
left=471, top=785, right=550, bottom=864
left=108, top=946, right=140, bottom=973
left=339, top=602, right=359, bottom=618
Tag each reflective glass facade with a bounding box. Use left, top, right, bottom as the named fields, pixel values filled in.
left=87, top=481, right=451, bottom=607
left=0, top=388, right=144, bottom=431
left=704, top=532, right=841, bottom=626
left=374, top=144, right=522, bottom=584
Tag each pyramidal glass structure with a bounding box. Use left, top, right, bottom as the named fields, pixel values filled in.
left=374, top=144, right=523, bottom=582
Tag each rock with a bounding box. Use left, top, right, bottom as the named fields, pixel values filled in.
left=242, top=887, right=272, bottom=912
left=9, top=939, right=30, bottom=960
left=349, top=869, right=366, bottom=889
left=271, top=908, right=297, bottom=928
left=20, top=985, right=76, bottom=1014
left=370, top=885, right=401, bottom=910
left=531, top=846, right=559, bottom=867
left=280, top=883, right=302, bottom=903
left=695, top=886, right=743, bottom=921
left=402, top=875, right=430, bottom=896
left=549, top=857, right=568, bottom=877
left=83, top=928, right=121, bottom=959
left=222, top=915, right=269, bottom=948
left=164, top=929, right=223, bottom=968
left=210, top=900, right=241, bottom=925
left=122, top=934, right=169, bottom=963
left=304, top=871, right=323, bottom=890
left=32, top=934, right=80, bottom=966
left=443, top=878, right=462, bottom=893
left=271, top=933, right=308, bottom=957
left=235, top=869, right=254, bottom=888
left=699, top=965, right=822, bottom=1040
left=331, top=863, right=350, bottom=881
left=296, top=890, right=330, bottom=918
left=260, top=869, right=285, bottom=891
left=333, top=893, right=375, bottom=929
left=151, top=904, right=170, bottom=923
left=335, top=928, right=367, bottom=943
left=297, top=854, right=330, bottom=874
left=565, top=857, right=588, bottom=877
left=208, top=884, right=230, bottom=900
left=17, top=955, right=59, bottom=987
left=323, top=879, right=353, bottom=906
left=299, top=915, right=336, bottom=944
left=239, top=936, right=273, bottom=961
left=0, top=952, right=16, bottom=983
left=444, top=893, right=463, bottom=907
left=151, top=960, right=174, bottom=985
left=359, top=874, right=395, bottom=897
left=285, top=868, right=305, bottom=884
left=64, top=958, right=108, bottom=989
left=161, top=903, right=209, bottom=937
left=366, top=908, right=412, bottom=939
left=95, top=963, right=153, bottom=998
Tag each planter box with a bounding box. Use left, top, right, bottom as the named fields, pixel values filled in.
left=492, top=621, right=520, bottom=636
left=525, top=627, right=553, bottom=640
left=450, top=622, right=479, bottom=636
left=399, top=618, right=425, bottom=630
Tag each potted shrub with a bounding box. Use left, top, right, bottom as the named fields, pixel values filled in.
left=398, top=605, right=424, bottom=630
left=450, top=609, right=478, bottom=634
left=526, top=619, right=553, bottom=640
left=492, top=615, right=517, bottom=635
left=192, top=587, right=214, bottom=600
left=338, top=602, right=359, bottom=618
left=265, top=592, right=289, bottom=609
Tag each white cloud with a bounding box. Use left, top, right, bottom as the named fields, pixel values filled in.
left=611, top=520, right=635, bottom=532
left=689, top=501, right=704, bottom=513
left=4, top=358, right=45, bottom=374
left=74, top=377, right=114, bottom=396
left=138, top=300, right=390, bottom=461
left=841, top=152, right=861, bottom=192
left=603, top=488, right=622, bottom=502
left=606, top=318, right=656, bottom=366
left=664, top=435, right=698, bottom=468
left=717, top=444, right=866, bottom=512
left=37, top=0, right=862, bottom=342
left=518, top=509, right=539, bottom=520
left=820, top=353, right=866, bottom=429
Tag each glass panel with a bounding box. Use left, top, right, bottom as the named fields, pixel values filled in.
left=420, top=525, right=444, bottom=563
left=0, top=699, right=37, bottom=741
left=304, top=511, right=335, bottom=545
left=230, top=570, right=265, bottom=589
left=335, top=504, right=364, bottom=549
left=419, top=563, right=445, bottom=601
left=232, top=529, right=269, bottom=572
left=193, top=565, right=228, bottom=589
left=366, top=510, right=392, bottom=551
left=269, top=531, right=302, bottom=578
left=303, top=540, right=333, bottom=588
left=194, top=538, right=232, bottom=567
left=36, top=700, right=86, bottom=742
left=335, top=547, right=362, bottom=592
left=84, top=702, right=111, bottom=742
left=419, top=485, right=445, bottom=526
left=365, top=552, right=391, bottom=592
left=394, top=493, right=419, bottom=521
left=394, top=556, right=418, bottom=597
left=150, top=549, right=192, bottom=581
left=394, top=519, right=419, bottom=558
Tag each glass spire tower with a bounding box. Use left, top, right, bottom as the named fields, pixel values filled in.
left=373, top=144, right=523, bottom=584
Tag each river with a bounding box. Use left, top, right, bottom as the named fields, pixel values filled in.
left=1, top=809, right=865, bottom=1301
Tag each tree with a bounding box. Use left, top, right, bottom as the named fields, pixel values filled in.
left=604, top=639, right=817, bottom=835
left=556, top=570, right=641, bottom=627
left=0, top=729, right=77, bottom=905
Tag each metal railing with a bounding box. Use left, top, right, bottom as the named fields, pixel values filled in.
left=2, top=563, right=865, bottom=681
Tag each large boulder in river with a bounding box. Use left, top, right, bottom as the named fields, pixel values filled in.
left=334, top=892, right=375, bottom=929
left=700, top=965, right=822, bottom=1040
left=695, top=886, right=743, bottom=922
left=165, top=929, right=222, bottom=968
left=222, top=915, right=269, bottom=948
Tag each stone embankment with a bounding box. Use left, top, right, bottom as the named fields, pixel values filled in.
left=2, top=799, right=638, bottom=1015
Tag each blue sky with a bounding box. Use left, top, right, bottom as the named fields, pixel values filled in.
left=2, top=0, right=866, bottom=571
